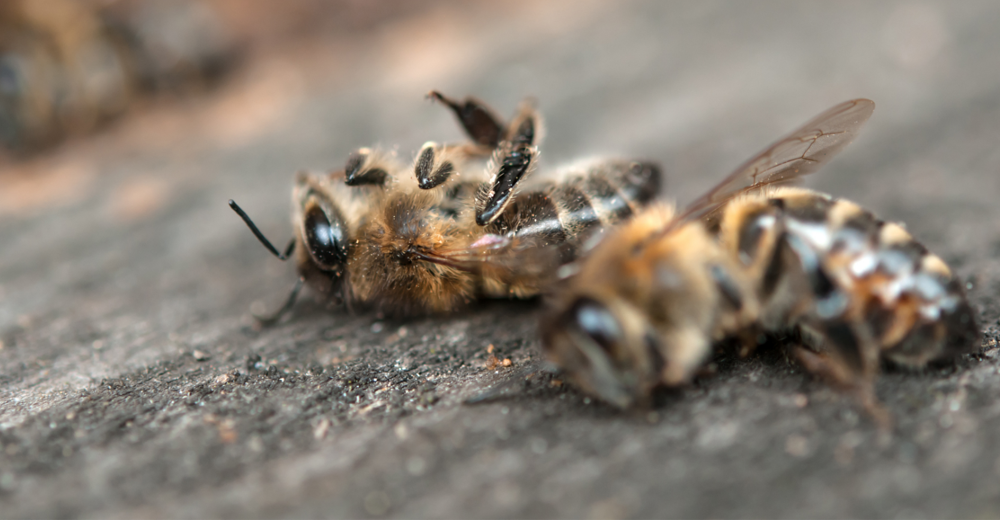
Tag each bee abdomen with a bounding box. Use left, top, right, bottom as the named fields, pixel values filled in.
left=486, top=191, right=572, bottom=261
left=738, top=189, right=979, bottom=364
left=550, top=160, right=661, bottom=251
left=852, top=239, right=978, bottom=367
left=487, top=160, right=661, bottom=264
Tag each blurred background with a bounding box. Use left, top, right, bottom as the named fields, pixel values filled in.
left=3, top=0, right=1000, bottom=232
left=2, top=1, right=1000, bottom=518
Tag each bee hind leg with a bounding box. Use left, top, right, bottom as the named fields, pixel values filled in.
left=475, top=102, right=542, bottom=226
left=427, top=91, right=505, bottom=148
left=791, top=345, right=893, bottom=432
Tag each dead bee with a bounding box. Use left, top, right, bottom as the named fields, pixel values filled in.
left=541, top=98, right=979, bottom=424
left=0, top=0, right=235, bottom=152
left=98, top=0, right=237, bottom=94
left=229, top=92, right=661, bottom=319
left=0, top=0, right=133, bottom=150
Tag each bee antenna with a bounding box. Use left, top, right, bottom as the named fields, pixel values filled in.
left=229, top=199, right=295, bottom=260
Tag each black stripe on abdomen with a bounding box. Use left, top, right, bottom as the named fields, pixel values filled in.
left=585, top=174, right=633, bottom=222
left=551, top=184, right=602, bottom=243
left=615, top=161, right=662, bottom=204
left=774, top=193, right=833, bottom=222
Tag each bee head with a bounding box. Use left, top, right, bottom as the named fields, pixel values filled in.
left=541, top=296, right=665, bottom=409
left=293, top=184, right=351, bottom=298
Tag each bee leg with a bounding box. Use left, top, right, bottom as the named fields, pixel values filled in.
left=694, top=362, right=719, bottom=378
left=791, top=345, right=893, bottom=431
left=428, top=91, right=505, bottom=148
left=736, top=327, right=765, bottom=358
left=779, top=233, right=892, bottom=428
left=253, top=278, right=304, bottom=327
left=475, top=143, right=538, bottom=225
left=344, top=148, right=393, bottom=186
left=474, top=100, right=543, bottom=226
left=413, top=141, right=488, bottom=189
left=415, top=143, right=455, bottom=189
left=341, top=281, right=357, bottom=316
left=504, top=99, right=540, bottom=149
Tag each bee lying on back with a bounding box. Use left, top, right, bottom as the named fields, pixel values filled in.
left=542, top=99, right=979, bottom=425
left=230, top=92, right=661, bottom=319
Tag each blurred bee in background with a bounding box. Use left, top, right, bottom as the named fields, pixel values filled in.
left=99, top=0, right=236, bottom=94
left=541, top=98, right=979, bottom=425
left=229, top=92, right=661, bottom=319
left=0, top=0, right=235, bottom=153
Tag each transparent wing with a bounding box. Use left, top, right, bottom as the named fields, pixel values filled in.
left=671, top=98, right=875, bottom=228
left=409, top=233, right=563, bottom=281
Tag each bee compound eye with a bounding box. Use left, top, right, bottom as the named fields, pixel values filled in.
left=304, top=205, right=347, bottom=269
left=570, top=298, right=622, bottom=355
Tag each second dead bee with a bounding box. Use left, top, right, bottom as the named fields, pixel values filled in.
left=230, top=92, right=661, bottom=318
left=541, top=98, right=979, bottom=425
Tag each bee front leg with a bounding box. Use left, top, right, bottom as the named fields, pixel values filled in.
left=344, top=147, right=399, bottom=187
left=413, top=141, right=485, bottom=189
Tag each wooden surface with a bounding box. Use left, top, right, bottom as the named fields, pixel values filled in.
left=2, top=1, right=1000, bottom=517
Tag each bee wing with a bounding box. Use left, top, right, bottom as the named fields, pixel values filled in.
left=413, top=233, right=563, bottom=281
left=670, top=98, right=875, bottom=228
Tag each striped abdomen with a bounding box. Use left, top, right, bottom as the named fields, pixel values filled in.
left=474, top=159, right=661, bottom=297
left=486, top=160, right=661, bottom=263
left=720, top=187, right=978, bottom=369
